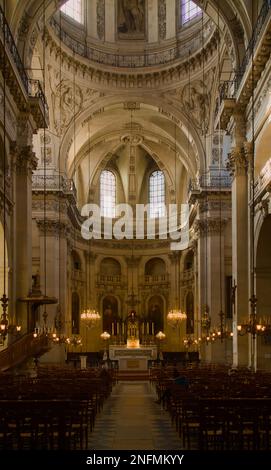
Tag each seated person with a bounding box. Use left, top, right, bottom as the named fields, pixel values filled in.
left=155, top=373, right=189, bottom=405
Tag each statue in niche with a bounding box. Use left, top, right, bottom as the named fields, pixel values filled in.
left=118, top=0, right=145, bottom=38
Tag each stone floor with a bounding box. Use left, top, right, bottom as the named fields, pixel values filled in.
left=88, top=381, right=182, bottom=450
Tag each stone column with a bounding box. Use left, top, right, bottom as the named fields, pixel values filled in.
left=13, top=145, right=37, bottom=331
left=229, top=146, right=249, bottom=367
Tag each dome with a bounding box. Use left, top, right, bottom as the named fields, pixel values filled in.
left=48, top=0, right=215, bottom=71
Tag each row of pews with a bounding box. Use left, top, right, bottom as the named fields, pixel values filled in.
left=0, top=365, right=116, bottom=450
left=151, top=364, right=271, bottom=450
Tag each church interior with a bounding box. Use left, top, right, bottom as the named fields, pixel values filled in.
left=1, top=0, right=271, bottom=453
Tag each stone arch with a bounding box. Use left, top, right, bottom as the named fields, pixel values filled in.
left=145, top=258, right=166, bottom=277
left=100, top=258, right=122, bottom=276
left=146, top=294, right=165, bottom=335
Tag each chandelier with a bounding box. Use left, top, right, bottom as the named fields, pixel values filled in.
left=237, top=295, right=271, bottom=338
left=81, top=309, right=101, bottom=328
left=167, top=309, right=187, bottom=328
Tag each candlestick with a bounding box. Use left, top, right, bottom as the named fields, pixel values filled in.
left=152, top=322, right=154, bottom=335
left=117, top=322, right=119, bottom=335
left=112, top=322, right=114, bottom=335
left=147, top=322, right=149, bottom=334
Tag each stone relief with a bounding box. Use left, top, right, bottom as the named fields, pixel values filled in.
left=51, top=79, right=83, bottom=135
left=49, top=74, right=101, bottom=135
left=158, top=0, right=166, bottom=41
left=181, top=79, right=211, bottom=133
left=97, top=0, right=105, bottom=41
left=41, top=147, right=53, bottom=165
left=117, top=0, right=146, bottom=39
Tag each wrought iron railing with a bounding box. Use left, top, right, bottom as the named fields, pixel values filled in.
left=0, top=5, right=48, bottom=117
left=236, top=0, right=271, bottom=90
left=216, top=0, right=271, bottom=113
left=49, top=16, right=215, bottom=68
left=189, top=173, right=232, bottom=191
left=32, top=174, right=77, bottom=198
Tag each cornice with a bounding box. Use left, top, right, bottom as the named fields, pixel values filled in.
left=44, top=27, right=220, bottom=90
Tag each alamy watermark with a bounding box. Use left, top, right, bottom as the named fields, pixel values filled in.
left=81, top=203, right=189, bottom=251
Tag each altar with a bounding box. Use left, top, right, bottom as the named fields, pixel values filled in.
left=109, top=345, right=157, bottom=371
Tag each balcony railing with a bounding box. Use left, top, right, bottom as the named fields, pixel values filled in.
left=49, top=16, right=215, bottom=69
left=97, top=274, right=123, bottom=285
left=144, top=274, right=169, bottom=284
left=0, top=5, right=48, bottom=118
left=236, top=0, right=271, bottom=90
left=216, top=0, right=271, bottom=112
left=189, top=173, right=232, bottom=192
left=32, top=174, right=77, bottom=198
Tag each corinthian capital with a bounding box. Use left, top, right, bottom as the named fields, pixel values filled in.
left=227, top=147, right=247, bottom=177
left=11, top=144, right=38, bottom=175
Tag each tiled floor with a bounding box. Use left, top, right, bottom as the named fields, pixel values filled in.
left=88, top=381, right=182, bottom=450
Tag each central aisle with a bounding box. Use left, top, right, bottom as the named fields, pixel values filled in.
left=88, top=381, right=181, bottom=450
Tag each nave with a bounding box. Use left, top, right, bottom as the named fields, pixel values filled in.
left=88, top=381, right=181, bottom=450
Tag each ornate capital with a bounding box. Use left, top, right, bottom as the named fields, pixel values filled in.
left=11, top=144, right=38, bottom=175
left=227, top=147, right=248, bottom=177
left=193, top=218, right=227, bottom=238
left=36, top=219, right=69, bottom=237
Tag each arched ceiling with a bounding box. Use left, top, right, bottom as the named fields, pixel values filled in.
left=61, top=102, right=201, bottom=205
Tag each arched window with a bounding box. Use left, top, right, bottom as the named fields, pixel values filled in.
left=149, top=170, right=165, bottom=218
left=100, top=170, right=116, bottom=218
left=182, top=1, right=201, bottom=24
left=60, top=0, right=84, bottom=24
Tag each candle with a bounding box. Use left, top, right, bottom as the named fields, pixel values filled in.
left=112, top=322, right=114, bottom=336
left=147, top=322, right=149, bottom=334
left=117, top=322, right=119, bottom=335
left=122, top=322, right=125, bottom=335
left=152, top=322, right=154, bottom=335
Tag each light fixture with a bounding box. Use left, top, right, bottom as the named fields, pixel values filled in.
left=81, top=309, right=101, bottom=328
left=66, top=335, right=82, bottom=347
left=80, top=120, right=100, bottom=328
left=167, top=309, right=187, bottom=328
left=167, top=125, right=187, bottom=330
left=100, top=331, right=111, bottom=361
